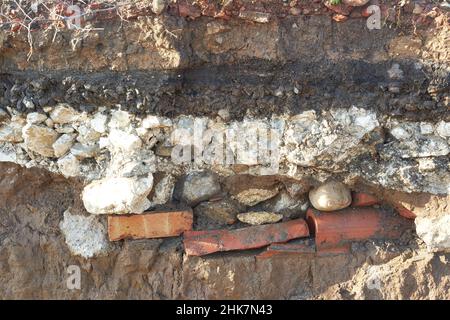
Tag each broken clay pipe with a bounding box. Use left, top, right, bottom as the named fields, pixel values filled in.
left=351, top=192, right=380, bottom=207
left=183, top=218, right=310, bottom=256
left=306, top=207, right=413, bottom=251
left=257, top=239, right=316, bottom=259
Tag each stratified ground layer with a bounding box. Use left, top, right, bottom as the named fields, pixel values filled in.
left=0, top=0, right=449, bottom=299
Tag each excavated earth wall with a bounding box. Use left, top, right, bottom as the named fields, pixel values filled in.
left=0, top=0, right=449, bottom=299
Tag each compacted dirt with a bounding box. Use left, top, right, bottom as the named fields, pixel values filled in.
left=0, top=0, right=449, bottom=299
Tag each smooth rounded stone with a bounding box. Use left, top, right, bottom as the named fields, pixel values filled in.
left=194, top=199, right=240, bottom=226
left=82, top=175, right=153, bottom=214
left=173, top=171, right=221, bottom=206
left=50, top=104, right=80, bottom=124
left=59, top=209, right=109, bottom=258
left=22, top=124, right=59, bottom=157
left=233, top=188, right=279, bottom=206
left=53, top=133, right=76, bottom=157
left=26, top=112, right=47, bottom=124
left=342, top=0, right=369, bottom=6
left=309, top=181, right=352, bottom=211
left=237, top=211, right=283, bottom=225
left=57, top=153, right=80, bottom=177
left=70, top=143, right=99, bottom=159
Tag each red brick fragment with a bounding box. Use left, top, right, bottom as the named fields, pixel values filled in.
left=351, top=192, right=379, bottom=207
left=108, top=210, right=193, bottom=241
left=184, top=219, right=310, bottom=256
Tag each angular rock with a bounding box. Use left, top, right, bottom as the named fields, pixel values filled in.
left=233, top=188, right=279, bottom=206
left=22, top=124, right=59, bottom=157
left=55, top=125, right=75, bottom=134
left=142, top=115, right=172, bottom=129
left=152, top=0, right=166, bottom=15
left=109, top=149, right=156, bottom=177
left=26, top=112, right=47, bottom=124
left=0, top=144, right=17, bottom=162
left=90, top=112, right=108, bottom=133
left=50, top=104, right=80, bottom=124
left=57, top=154, right=80, bottom=177
left=238, top=11, right=271, bottom=23
left=237, top=211, right=283, bottom=225
left=416, top=214, right=450, bottom=252
left=70, top=143, right=99, bottom=159
left=45, top=118, right=54, bottom=128
left=53, top=133, right=76, bottom=157
left=285, top=107, right=379, bottom=167
left=174, top=171, right=221, bottom=206
left=194, top=199, right=240, bottom=226
left=109, top=110, right=130, bottom=129
left=284, top=180, right=309, bottom=198
left=258, top=191, right=309, bottom=219
left=150, top=174, right=176, bottom=206
left=76, top=125, right=101, bottom=145
left=0, top=121, right=24, bottom=143
left=82, top=175, right=154, bottom=214
left=381, top=136, right=449, bottom=158
left=108, top=129, right=142, bottom=153
left=309, top=181, right=352, bottom=211
left=59, top=209, right=109, bottom=258
left=22, top=96, right=35, bottom=109
left=155, top=144, right=173, bottom=157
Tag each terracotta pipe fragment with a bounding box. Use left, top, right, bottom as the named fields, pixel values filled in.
left=257, top=239, right=316, bottom=259
left=184, top=219, right=310, bottom=256
left=306, top=207, right=413, bottom=251
left=351, top=192, right=380, bottom=207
